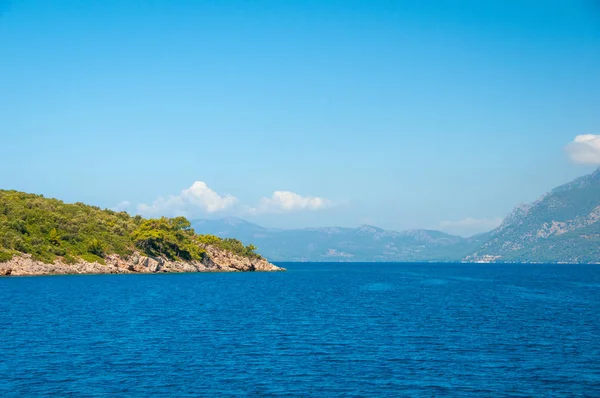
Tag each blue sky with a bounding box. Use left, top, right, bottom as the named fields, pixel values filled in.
left=1, top=0, right=599, bottom=236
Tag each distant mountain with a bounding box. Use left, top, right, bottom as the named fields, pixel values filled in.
left=192, top=218, right=469, bottom=262
left=193, top=168, right=600, bottom=264
left=463, top=167, right=600, bottom=263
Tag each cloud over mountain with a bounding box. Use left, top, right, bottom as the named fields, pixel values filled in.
left=566, top=134, right=600, bottom=164
left=249, top=191, right=333, bottom=214
left=439, top=217, right=503, bottom=235
left=137, top=182, right=332, bottom=217
left=137, top=181, right=238, bottom=217
left=111, top=200, right=131, bottom=212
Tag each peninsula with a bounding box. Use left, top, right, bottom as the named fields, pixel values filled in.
left=0, top=190, right=284, bottom=276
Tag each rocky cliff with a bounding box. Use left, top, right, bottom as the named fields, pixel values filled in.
left=0, top=245, right=284, bottom=277
left=463, top=167, right=600, bottom=263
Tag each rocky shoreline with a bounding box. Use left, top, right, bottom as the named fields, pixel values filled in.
left=0, top=245, right=285, bottom=277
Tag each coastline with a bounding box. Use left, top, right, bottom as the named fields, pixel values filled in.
left=0, top=245, right=285, bottom=277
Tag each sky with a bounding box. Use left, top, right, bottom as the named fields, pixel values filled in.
left=1, top=0, right=600, bottom=236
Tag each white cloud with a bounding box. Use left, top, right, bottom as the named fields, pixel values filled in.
left=249, top=191, right=333, bottom=214
left=137, top=181, right=237, bottom=217
left=440, top=217, right=502, bottom=235
left=565, top=134, right=600, bottom=164
left=112, top=200, right=131, bottom=212
left=135, top=182, right=333, bottom=218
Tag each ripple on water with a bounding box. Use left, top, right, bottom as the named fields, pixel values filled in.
left=360, top=282, right=395, bottom=292
left=420, top=278, right=449, bottom=286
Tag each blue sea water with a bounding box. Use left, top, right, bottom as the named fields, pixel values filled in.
left=1, top=263, right=600, bottom=397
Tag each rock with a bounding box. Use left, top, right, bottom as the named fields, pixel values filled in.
left=200, top=245, right=285, bottom=272
left=0, top=246, right=285, bottom=277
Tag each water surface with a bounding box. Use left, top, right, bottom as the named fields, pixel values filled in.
left=1, top=263, right=599, bottom=396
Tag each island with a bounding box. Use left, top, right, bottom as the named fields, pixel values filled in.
left=0, top=190, right=284, bottom=276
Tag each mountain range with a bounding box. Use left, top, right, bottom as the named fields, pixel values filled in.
left=192, top=168, right=600, bottom=263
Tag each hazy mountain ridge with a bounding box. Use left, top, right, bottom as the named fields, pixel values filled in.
left=193, top=168, right=600, bottom=263
left=192, top=219, right=469, bottom=262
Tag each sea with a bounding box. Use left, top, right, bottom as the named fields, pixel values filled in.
left=1, top=262, right=599, bottom=397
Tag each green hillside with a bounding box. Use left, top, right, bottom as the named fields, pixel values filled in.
left=0, top=190, right=260, bottom=264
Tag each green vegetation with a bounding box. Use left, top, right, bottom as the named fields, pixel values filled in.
left=0, top=190, right=261, bottom=263
left=132, top=217, right=204, bottom=261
